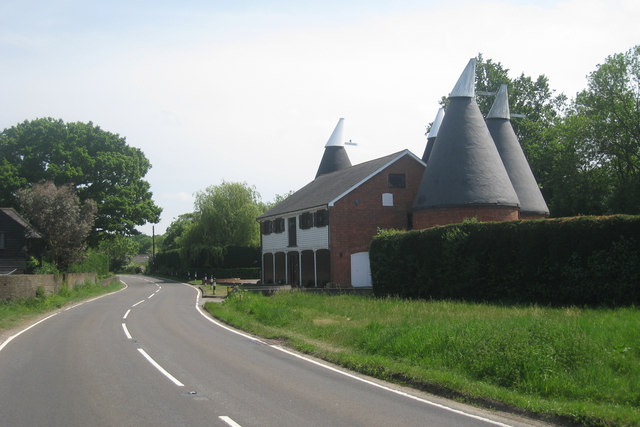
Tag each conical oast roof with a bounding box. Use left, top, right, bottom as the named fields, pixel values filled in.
left=413, top=59, right=519, bottom=210
left=422, top=108, right=444, bottom=163
left=487, top=85, right=549, bottom=216
left=315, top=118, right=352, bottom=178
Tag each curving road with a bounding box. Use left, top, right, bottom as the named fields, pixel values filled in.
left=0, top=275, right=542, bottom=426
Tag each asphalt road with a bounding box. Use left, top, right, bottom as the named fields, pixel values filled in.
left=0, top=275, right=543, bottom=426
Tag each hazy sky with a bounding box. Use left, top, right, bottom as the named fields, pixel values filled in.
left=2, top=0, right=638, bottom=235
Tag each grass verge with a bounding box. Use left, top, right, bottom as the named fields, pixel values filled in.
left=204, top=291, right=639, bottom=426
left=0, top=278, right=122, bottom=333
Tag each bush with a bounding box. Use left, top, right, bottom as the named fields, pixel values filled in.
left=370, top=215, right=640, bottom=306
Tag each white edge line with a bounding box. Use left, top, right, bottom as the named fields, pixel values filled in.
left=178, top=280, right=511, bottom=427
left=137, top=348, right=184, bottom=387
left=123, top=309, right=131, bottom=319
left=271, top=345, right=511, bottom=427
left=122, top=323, right=132, bottom=340
left=132, top=300, right=145, bottom=307
left=219, top=416, right=242, bottom=427
left=0, top=279, right=128, bottom=353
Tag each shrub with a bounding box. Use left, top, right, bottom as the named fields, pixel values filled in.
left=370, top=215, right=640, bottom=306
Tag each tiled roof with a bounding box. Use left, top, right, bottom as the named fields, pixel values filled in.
left=259, top=150, right=419, bottom=220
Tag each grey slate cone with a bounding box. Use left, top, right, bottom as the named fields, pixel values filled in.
left=422, top=108, right=444, bottom=164
left=486, top=85, right=549, bottom=216
left=413, top=58, right=520, bottom=211
left=315, top=118, right=352, bottom=178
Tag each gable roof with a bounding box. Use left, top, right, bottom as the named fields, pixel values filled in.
left=259, top=150, right=423, bottom=220
left=0, top=208, right=42, bottom=238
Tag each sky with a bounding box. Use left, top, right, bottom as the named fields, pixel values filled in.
left=1, top=0, right=639, bottom=235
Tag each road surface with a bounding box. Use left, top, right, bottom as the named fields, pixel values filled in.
left=0, top=275, right=543, bottom=426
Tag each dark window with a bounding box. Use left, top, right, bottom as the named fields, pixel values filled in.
left=0, top=232, right=4, bottom=249
left=288, top=217, right=297, bottom=247
left=299, top=212, right=313, bottom=229
left=314, top=209, right=329, bottom=227
left=273, top=218, right=285, bottom=233
left=388, top=173, right=406, bottom=188
left=261, top=220, right=272, bottom=235
left=407, top=213, right=413, bottom=230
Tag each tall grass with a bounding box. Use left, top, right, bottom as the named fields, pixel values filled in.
left=205, top=292, right=640, bottom=426
left=0, top=279, right=122, bottom=332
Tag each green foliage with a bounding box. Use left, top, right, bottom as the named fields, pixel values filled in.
left=68, top=250, right=109, bottom=277
left=98, top=234, right=140, bottom=272
left=17, top=181, right=96, bottom=270
left=185, top=181, right=264, bottom=248
left=0, top=118, right=161, bottom=236
left=370, top=215, right=640, bottom=306
left=206, top=293, right=640, bottom=426
left=33, top=259, right=60, bottom=275
left=153, top=182, right=264, bottom=276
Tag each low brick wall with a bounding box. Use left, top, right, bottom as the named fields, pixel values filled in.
left=0, top=272, right=98, bottom=301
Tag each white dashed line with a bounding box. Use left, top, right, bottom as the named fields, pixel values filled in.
left=123, top=309, right=131, bottom=319
left=132, top=300, right=145, bottom=307
left=219, top=416, right=242, bottom=427
left=137, top=348, right=184, bottom=387
left=122, top=323, right=132, bottom=340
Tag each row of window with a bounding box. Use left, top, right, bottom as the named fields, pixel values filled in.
left=262, top=209, right=329, bottom=235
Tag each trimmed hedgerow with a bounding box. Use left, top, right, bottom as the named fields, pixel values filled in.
left=370, top=215, right=640, bottom=306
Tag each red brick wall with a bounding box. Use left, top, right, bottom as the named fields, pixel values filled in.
left=329, top=155, right=425, bottom=286
left=412, top=205, right=519, bottom=229
left=519, top=213, right=547, bottom=220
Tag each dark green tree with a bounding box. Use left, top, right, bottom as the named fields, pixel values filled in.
left=17, top=182, right=97, bottom=269
left=0, top=118, right=162, bottom=236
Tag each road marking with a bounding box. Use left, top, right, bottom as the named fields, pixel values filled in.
left=0, top=280, right=128, bottom=353
left=132, top=300, right=145, bottom=307
left=219, top=416, right=242, bottom=427
left=177, top=279, right=512, bottom=427
left=0, top=312, right=59, bottom=353
left=64, top=303, right=83, bottom=311
left=148, top=293, right=155, bottom=299
left=123, top=309, right=131, bottom=319
left=137, top=348, right=184, bottom=387
left=122, top=323, right=132, bottom=340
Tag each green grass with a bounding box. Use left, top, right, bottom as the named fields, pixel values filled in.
left=205, top=292, right=640, bottom=426
left=0, top=279, right=122, bottom=333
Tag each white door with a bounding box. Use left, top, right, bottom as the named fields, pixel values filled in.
left=350, top=252, right=372, bottom=287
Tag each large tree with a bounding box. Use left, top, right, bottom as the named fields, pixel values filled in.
left=570, top=45, right=640, bottom=213
left=0, top=118, right=161, bottom=236
left=17, top=182, right=97, bottom=269
left=183, top=181, right=264, bottom=249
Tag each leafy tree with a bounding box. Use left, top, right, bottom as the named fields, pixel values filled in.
left=98, top=234, right=140, bottom=272
left=161, top=213, right=195, bottom=252
left=0, top=118, right=161, bottom=236
left=17, top=181, right=97, bottom=269
left=184, top=181, right=263, bottom=248
left=570, top=45, right=640, bottom=213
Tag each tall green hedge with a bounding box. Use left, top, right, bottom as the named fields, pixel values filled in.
left=370, top=216, right=640, bottom=306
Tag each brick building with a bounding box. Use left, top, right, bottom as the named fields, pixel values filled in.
left=257, top=59, right=548, bottom=287
left=257, top=125, right=425, bottom=287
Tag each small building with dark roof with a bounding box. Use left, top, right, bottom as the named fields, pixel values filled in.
left=258, top=148, right=425, bottom=287
left=0, top=208, right=42, bottom=274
